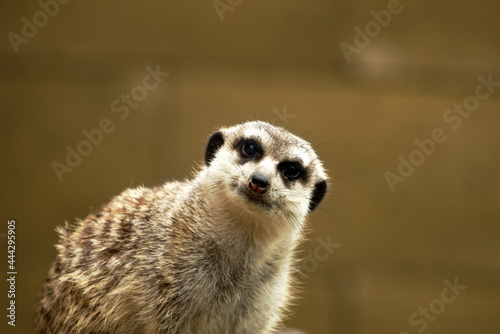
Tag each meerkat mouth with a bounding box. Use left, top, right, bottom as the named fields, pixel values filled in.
left=240, top=188, right=271, bottom=210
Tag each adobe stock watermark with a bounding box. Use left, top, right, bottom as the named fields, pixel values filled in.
left=270, top=106, right=296, bottom=126
left=7, top=0, right=73, bottom=54
left=385, top=73, right=500, bottom=192
left=339, top=0, right=413, bottom=64
left=51, top=64, right=169, bottom=182
left=301, top=235, right=340, bottom=275
left=399, top=277, right=467, bottom=334
left=213, top=0, right=244, bottom=21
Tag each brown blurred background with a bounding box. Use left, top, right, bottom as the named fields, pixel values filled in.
left=1, top=0, right=499, bottom=333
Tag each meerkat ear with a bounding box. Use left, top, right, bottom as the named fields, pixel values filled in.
left=205, top=131, right=225, bottom=166
left=309, top=180, right=327, bottom=212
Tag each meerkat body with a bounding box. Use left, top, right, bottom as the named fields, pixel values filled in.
left=36, top=121, right=328, bottom=334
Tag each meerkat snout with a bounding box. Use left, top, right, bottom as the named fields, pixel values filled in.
left=249, top=174, right=269, bottom=194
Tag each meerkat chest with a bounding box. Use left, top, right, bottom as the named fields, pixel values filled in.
left=174, top=241, right=292, bottom=334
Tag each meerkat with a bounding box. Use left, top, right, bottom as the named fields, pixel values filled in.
left=36, top=121, right=328, bottom=334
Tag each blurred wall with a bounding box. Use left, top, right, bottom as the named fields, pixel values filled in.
left=1, top=1, right=499, bottom=333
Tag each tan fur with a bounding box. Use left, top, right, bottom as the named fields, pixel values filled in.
left=36, top=121, right=328, bottom=334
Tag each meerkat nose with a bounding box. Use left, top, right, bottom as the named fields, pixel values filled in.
left=249, top=174, right=269, bottom=194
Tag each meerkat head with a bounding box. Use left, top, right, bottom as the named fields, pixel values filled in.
left=202, top=121, right=327, bottom=228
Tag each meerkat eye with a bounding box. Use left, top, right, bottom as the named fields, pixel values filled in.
left=240, top=140, right=262, bottom=158
left=279, top=161, right=304, bottom=181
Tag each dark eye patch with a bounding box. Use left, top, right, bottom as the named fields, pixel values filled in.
left=278, top=161, right=305, bottom=181
left=234, top=138, right=263, bottom=161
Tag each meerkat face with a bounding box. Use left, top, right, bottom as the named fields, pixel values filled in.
left=203, top=121, right=327, bottom=222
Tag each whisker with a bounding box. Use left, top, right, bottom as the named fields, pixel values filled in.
left=276, top=187, right=342, bottom=233
left=312, top=138, right=336, bottom=149
left=301, top=123, right=318, bottom=140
